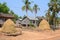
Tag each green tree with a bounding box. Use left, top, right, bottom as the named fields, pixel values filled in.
left=33, top=4, right=40, bottom=27
left=22, top=0, right=33, bottom=27
left=22, top=0, right=32, bottom=16
left=48, top=0, right=60, bottom=29
left=10, top=10, right=19, bottom=22
left=9, top=10, right=14, bottom=14
left=45, top=9, right=51, bottom=24
left=0, top=2, right=10, bottom=13
left=19, top=16, right=22, bottom=19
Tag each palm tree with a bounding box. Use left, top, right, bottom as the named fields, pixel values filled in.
left=45, top=9, right=51, bottom=23
left=33, top=4, right=40, bottom=27
left=22, top=0, right=32, bottom=16
left=48, top=0, right=60, bottom=29
left=22, top=0, right=32, bottom=27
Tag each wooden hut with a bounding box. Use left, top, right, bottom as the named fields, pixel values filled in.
left=0, top=13, right=14, bottom=27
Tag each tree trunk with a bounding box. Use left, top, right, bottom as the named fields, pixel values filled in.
left=51, top=12, right=56, bottom=30
left=48, top=17, right=49, bottom=23
left=26, top=10, right=28, bottom=17
left=35, top=13, right=37, bottom=27
left=26, top=11, right=28, bottom=28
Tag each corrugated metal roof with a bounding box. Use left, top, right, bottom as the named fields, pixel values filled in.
left=28, top=17, right=38, bottom=20
left=23, top=16, right=38, bottom=20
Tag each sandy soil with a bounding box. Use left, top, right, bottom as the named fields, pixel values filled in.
left=0, top=28, right=60, bottom=40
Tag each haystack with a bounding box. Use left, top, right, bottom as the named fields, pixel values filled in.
left=39, top=19, right=50, bottom=30
left=0, top=19, right=22, bottom=36
left=1, top=19, right=17, bottom=33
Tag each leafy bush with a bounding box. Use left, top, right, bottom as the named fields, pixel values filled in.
left=29, top=21, right=35, bottom=28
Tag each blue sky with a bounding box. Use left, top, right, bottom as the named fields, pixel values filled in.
left=0, top=0, right=50, bottom=17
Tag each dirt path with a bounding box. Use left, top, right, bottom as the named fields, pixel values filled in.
left=0, top=30, right=60, bottom=40
left=14, top=30, right=60, bottom=40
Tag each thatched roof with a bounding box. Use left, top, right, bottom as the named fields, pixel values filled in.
left=0, top=13, right=14, bottom=18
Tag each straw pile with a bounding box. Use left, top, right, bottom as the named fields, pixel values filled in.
left=39, top=19, right=50, bottom=30
left=1, top=19, right=17, bottom=33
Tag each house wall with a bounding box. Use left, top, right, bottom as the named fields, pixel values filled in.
left=16, top=20, right=21, bottom=24
left=21, top=18, right=30, bottom=25
left=16, top=17, right=39, bottom=27
left=21, top=18, right=38, bottom=26
left=0, top=18, right=5, bottom=21
left=31, top=20, right=38, bottom=26
left=0, top=18, right=5, bottom=27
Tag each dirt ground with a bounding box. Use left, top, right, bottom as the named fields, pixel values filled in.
left=0, top=28, right=60, bottom=40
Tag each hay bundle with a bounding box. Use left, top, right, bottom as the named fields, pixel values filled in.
left=39, top=19, right=50, bottom=30
left=1, top=19, right=17, bottom=33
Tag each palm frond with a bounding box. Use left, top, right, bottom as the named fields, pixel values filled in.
left=28, top=6, right=33, bottom=13
left=33, top=7, right=35, bottom=10
left=37, top=8, right=40, bottom=10
left=22, top=6, right=26, bottom=11
left=33, top=4, right=40, bottom=13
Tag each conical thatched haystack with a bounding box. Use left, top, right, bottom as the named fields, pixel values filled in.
left=39, top=19, right=50, bottom=30
left=1, top=19, right=17, bottom=33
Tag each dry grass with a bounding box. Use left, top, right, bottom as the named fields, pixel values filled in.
left=0, top=19, right=22, bottom=36
left=1, top=19, right=17, bottom=33
left=39, top=19, right=50, bottom=30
